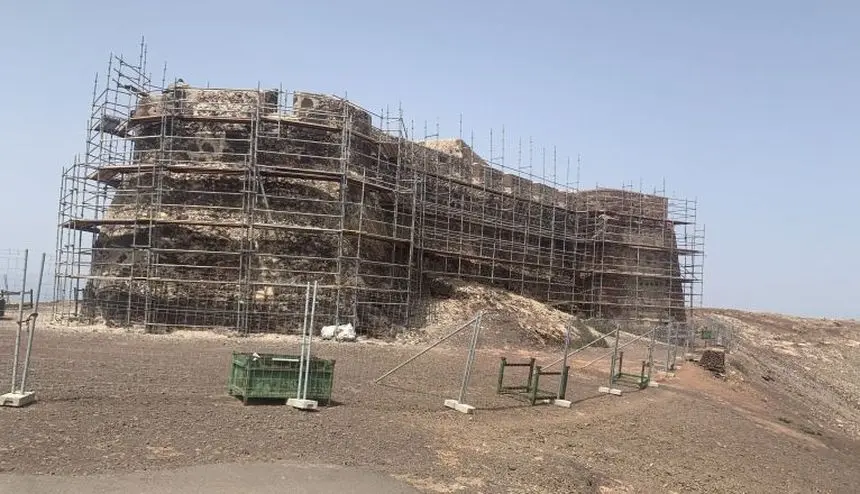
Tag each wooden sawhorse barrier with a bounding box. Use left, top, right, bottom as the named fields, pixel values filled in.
left=611, top=351, right=650, bottom=389
left=497, top=357, right=570, bottom=406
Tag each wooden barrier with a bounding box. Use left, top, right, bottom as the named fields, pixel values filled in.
left=497, top=357, right=569, bottom=406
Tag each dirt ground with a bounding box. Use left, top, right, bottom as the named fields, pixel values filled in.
left=0, top=462, right=420, bottom=493
left=0, top=312, right=859, bottom=493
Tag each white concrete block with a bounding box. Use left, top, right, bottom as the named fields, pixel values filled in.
left=598, top=386, right=611, bottom=394
left=609, top=388, right=622, bottom=396
left=648, top=381, right=660, bottom=388
left=0, top=392, right=36, bottom=407
left=286, top=398, right=318, bottom=410
left=552, top=399, right=572, bottom=408
left=444, top=399, right=475, bottom=414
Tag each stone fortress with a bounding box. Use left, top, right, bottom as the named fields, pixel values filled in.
left=56, top=67, right=702, bottom=334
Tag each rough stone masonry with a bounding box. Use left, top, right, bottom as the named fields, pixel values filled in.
left=78, top=85, right=691, bottom=334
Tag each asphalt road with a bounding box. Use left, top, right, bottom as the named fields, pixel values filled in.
left=0, top=462, right=419, bottom=494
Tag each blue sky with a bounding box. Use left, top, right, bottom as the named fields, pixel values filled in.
left=1, top=1, right=858, bottom=318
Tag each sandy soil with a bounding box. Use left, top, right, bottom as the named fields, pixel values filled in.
left=0, top=311, right=858, bottom=493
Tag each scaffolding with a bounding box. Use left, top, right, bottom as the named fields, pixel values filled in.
left=411, top=138, right=704, bottom=329
left=55, top=46, right=415, bottom=333
left=54, top=45, right=704, bottom=336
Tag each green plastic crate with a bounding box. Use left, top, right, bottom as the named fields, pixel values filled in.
left=228, top=352, right=335, bottom=405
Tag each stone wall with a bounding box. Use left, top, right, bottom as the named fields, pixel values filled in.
left=83, top=88, right=690, bottom=332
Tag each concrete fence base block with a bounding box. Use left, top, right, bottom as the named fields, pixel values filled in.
left=648, top=381, right=660, bottom=388
left=598, top=386, right=623, bottom=396
left=286, top=398, right=318, bottom=411
left=444, top=399, right=475, bottom=414
left=552, top=399, right=572, bottom=408
left=0, top=392, right=36, bottom=408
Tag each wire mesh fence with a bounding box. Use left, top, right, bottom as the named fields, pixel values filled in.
left=0, top=247, right=442, bottom=404
left=0, top=247, right=458, bottom=407
left=0, top=249, right=56, bottom=307
left=0, top=249, right=54, bottom=396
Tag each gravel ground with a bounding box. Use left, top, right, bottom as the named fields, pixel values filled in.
left=0, top=316, right=858, bottom=493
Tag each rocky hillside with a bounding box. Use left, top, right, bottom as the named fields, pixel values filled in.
left=404, top=278, right=606, bottom=349
left=695, top=308, right=860, bottom=438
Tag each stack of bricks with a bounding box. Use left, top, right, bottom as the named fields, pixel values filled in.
left=699, top=348, right=726, bottom=374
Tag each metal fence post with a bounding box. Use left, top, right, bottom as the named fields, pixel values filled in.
left=374, top=314, right=479, bottom=383
left=608, top=325, right=620, bottom=388
left=457, top=312, right=481, bottom=404
left=296, top=282, right=310, bottom=400
left=646, top=324, right=657, bottom=383
left=10, top=250, right=28, bottom=393
left=19, top=253, right=46, bottom=393
left=558, top=324, right=571, bottom=399
left=301, top=281, right=318, bottom=401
